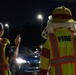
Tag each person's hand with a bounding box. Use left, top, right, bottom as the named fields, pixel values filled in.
left=15, top=34, right=21, bottom=46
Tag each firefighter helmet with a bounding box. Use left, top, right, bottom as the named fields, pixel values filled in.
left=51, top=6, right=75, bottom=23
left=42, top=6, right=76, bottom=39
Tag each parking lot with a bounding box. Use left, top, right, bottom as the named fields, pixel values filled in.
left=10, top=46, right=41, bottom=75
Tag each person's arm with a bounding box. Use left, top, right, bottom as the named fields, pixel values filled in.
left=11, top=34, right=21, bottom=59
left=40, top=36, right=50, bottom=75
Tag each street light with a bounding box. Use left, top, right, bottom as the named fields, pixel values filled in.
left=37, top=14, right=43, bottom=44
left=5, top=23, right=9, bottom=39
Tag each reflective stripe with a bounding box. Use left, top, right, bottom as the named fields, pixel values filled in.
left=50, top=34, right=62, bottom=75
left=0, top=38, right=7, bottom=64
left=50, top=34, right=59, bottom=58
left=0, top=38, right=10, bottom=70
left=0, top=70, right=9, bottom=75
left=55, top=65, right=61, bottom=75
left=49, top=31, right=76, bottom=75
left=51, top=57, right=76, bottom=65
left=0, top=64, right=9, bottom=68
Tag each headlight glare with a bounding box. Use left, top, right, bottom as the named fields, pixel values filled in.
left=16, top=58, right=27, bottom=64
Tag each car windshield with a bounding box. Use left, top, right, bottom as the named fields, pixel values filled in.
left=19, top=47, right=34, bottom=55
left=11, top=46, right=41, bottom=56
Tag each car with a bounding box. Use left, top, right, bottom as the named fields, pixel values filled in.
left=9, top=46, right=41, bottom=75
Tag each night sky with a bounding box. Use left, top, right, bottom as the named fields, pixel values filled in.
left=0, top=0, right=76, bottom=28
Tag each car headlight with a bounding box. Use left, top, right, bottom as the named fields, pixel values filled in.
left=16, top=58, right=27, bottom=64
left=39, top=61, right=41, bottom=63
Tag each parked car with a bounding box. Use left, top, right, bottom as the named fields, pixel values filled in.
left=9, top=46, right=41, bottom=75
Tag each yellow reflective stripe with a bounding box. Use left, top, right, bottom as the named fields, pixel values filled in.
left=2, top=38, right=10, bottom=44
left=40, top=56, right=49, bottom=70
left=8, top=70, right=11, bottom=75
left=2, top=38, right=10, bottom=64
left=0, top=38, right=9, bottom=70
left=2, top=39, right=8, bottom=65
left=0, top=70, right=10, bottom=75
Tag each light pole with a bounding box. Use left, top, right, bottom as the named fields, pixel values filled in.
left=37, top=14, right=43, bottom=44
left=5, top=23, right=9, bottom=39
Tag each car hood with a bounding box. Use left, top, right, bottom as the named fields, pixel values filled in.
left=18, top=54, right=40, bottom=61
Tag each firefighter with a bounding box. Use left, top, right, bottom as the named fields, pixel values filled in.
left=40, top=6, right=76, bottom=75
left=0, top=22, right=21, bottom=75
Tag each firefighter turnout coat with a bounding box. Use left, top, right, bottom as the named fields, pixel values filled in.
left=40, top=28, right=76, bottom=75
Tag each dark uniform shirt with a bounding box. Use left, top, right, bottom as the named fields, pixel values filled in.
left=5, top=44, right=14, bottom=57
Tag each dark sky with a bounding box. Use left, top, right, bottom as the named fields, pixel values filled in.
left=0, top=0, right=76, bottom=28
